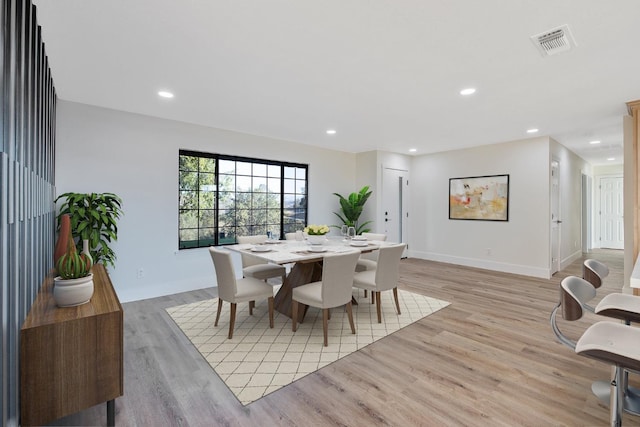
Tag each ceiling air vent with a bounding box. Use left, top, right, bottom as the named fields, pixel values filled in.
left=530, top=25, right=576, bottom=57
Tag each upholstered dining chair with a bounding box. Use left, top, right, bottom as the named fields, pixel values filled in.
left=551, top=275, right=640, bottom=425
left=237, top=235, right=286, bottom=284
left=291, top=250, right=361, bottom=347
left=209, top=247, right=274, bottom=339
left=352, top=243, right=406, bottom=323
left=355, top=232, right=388, bottom=272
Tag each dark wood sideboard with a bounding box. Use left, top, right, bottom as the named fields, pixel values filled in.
left=20, top=264, right=123, bottom=426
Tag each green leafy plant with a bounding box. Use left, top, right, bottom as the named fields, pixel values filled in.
left=55, top=192, right=123, bottom=269
left=56, top=226, right=93, bottom=279
left=333, top=185, right=373, bottom=234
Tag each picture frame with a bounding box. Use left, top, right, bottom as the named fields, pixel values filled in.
left=449, top=174, right=509, bottom=221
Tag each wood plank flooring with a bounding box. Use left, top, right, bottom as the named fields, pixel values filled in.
left=49, top=250, right=640, bottom=426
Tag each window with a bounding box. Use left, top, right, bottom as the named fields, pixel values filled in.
left=178, top=150, right=308, bottom=249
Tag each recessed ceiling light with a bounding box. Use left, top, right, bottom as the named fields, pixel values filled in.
left=409, top=148, right=417, bottom=153
left=460, top=88, right=476, bottom=96
left=158, top=91, right=174, bottom=98
left=526, top=128, right=539, bottom=134
left=589, top=140, right=601, bottom=145
left=326, top=129, right=336, bottom=135
left=607, top=157, right=615, bottom=161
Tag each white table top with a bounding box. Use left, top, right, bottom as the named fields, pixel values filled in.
left=225, top=237, right=390, bottom=265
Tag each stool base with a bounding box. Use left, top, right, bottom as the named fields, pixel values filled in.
left=592, top=380, right=640, bottom=415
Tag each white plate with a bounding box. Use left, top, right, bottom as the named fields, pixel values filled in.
left=251, top=246, right=272, bottom=252
left=264, top=240, right=281, bottom=244
left=350, top=241, right=369, bottom=247
left=352, top=236, right=367, bottom=241
left=308, top=247, right=327, bottom=253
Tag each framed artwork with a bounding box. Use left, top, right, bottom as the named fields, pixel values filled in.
left=449, top=174, right=509, bottom=221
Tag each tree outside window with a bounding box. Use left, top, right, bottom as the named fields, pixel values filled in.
left=178, top=150, right=307, bottom=249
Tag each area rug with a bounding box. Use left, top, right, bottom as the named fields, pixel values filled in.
left=166, top=289, right=449, bottom=405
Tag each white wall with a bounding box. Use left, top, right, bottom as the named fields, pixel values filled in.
left=409, top=137, right=553, bottom=278
left=355, top=151, right=378, bottom=232
left=55, top=101, right=356, bottom=302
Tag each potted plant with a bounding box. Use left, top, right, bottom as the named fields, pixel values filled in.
left=333, top=185, right=373, bottom=235
left=55, top=192, right=123, bottom=269
left=53, top=225, right=94, bottom=307
left=303, top=224, right=330, bottom=245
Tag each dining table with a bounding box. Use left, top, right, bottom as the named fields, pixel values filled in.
left=226, top=236, right=389, bottom=322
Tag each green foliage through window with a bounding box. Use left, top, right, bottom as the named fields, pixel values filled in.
left=178, top=150, right=308, bottom=249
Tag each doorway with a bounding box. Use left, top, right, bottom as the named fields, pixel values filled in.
left=382, top=167, right=408, bottom=246
left=598, top=176, right=624, bottom=249
left=550, top=160, right=561, bottom=275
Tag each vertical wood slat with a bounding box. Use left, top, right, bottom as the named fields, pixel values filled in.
left=1, top=0, right=57, bottom=425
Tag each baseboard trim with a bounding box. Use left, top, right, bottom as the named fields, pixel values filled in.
left=407, top=250, right=551, bottom=279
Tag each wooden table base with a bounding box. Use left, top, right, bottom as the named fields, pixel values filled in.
left=274, top=261, right=323, bottom=322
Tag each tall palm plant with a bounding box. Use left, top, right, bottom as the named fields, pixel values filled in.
left=333, top=185, right=373, bottom=234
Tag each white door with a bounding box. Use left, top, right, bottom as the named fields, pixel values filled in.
left=382, top=167, right=408, bottom=245
left=550, top=160, right=561, bottom=275
left=599, top=176, right=624, bottom=249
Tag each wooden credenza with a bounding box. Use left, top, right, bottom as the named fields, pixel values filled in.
left=20, top=264, right=123, bottom=426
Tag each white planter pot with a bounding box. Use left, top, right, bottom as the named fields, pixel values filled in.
left=307, top=235, right=328, bottom=245
left=53, top=273, right=94, bottom=307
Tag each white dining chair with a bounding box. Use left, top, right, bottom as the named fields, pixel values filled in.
left=209, top=247, right=274, bottom=339
left=356, top=232, right=388, bottom=272
left=237, top=235, right=286, bottom=284
left=291, top=250, right=361, bottom=347
left=352, top=243, right=406, bottom=323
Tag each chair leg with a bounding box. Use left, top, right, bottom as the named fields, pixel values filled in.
left=249, top=300, right=255, bottom=315
left=371, top=291, right=375, bottom=304
left=364, top=290, right=367, bottom=298
left=322, top=308, right=329, bottom=346
left=228, top=303, right=237, bottom=339
left=376, top=291, right=382, bottom=323
left=346, top=302, right=356, bottom=334
left=268, top=296, right=274, bottom=328
left=393, top=287, right=401, bottom=315
left=328, top=308, right=331, bottom=320
left=214, top=298, right=223, bottom=326
left=292, top=300, right=298, bottom=332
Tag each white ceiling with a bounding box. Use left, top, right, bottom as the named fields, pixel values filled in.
left=32, top=0, right=640, bottom=165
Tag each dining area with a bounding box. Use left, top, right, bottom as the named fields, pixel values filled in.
left=208, top=229, right=406, bottom=346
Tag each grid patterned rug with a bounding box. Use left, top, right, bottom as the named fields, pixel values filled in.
left=166, top=289, right=449, bottom=405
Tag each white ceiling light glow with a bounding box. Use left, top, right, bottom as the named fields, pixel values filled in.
left=589, top=140, right=601, bottom=144
left=326, top=129, right=336, bottom=135
left=526, top=128, right=539, bottom=134
left=459, top=88, right=476, bottom=96
left=158, top=91, right=174, bottom=98
left=608, top=157, right=615, bottom=161
left=409, top=148, right=417, bottom=152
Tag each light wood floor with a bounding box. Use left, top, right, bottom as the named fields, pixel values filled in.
left=50, top=250, right=640, bottom=426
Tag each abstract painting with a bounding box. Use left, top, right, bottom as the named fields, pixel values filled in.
left=449, top=174, right=509, bottom=221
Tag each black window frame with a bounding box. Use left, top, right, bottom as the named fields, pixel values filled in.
left=178, top=149, right=308, bottom=249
